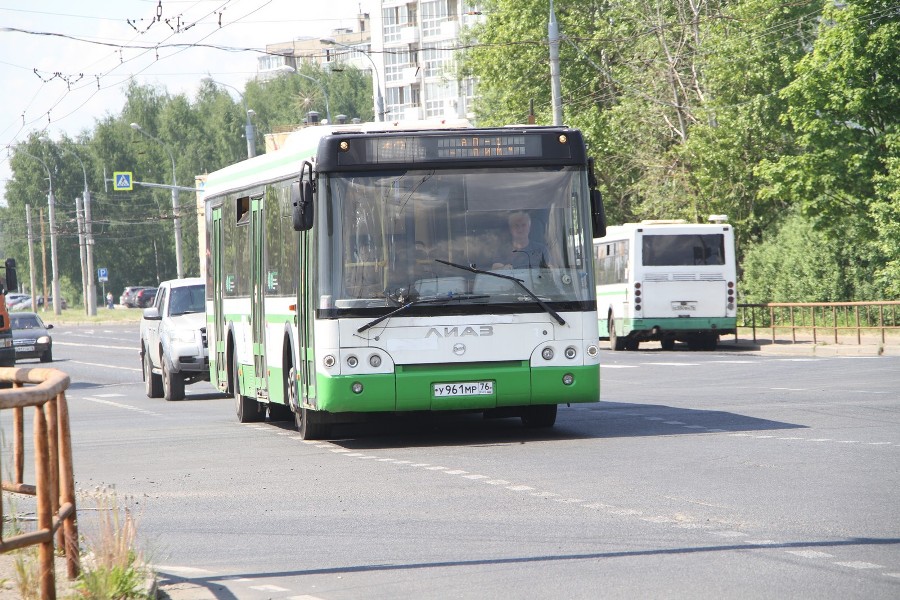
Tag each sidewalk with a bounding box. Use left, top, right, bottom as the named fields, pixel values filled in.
left=724, top=332, right=900, bottom=357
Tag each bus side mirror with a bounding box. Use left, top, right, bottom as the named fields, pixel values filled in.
left=590, top=189, right=606, bottom=238
left=291, top=181, right=314, bottom=232
left=3, top=258, right=17, bottom=294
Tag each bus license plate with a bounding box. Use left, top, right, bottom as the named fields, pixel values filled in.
left=433, top=381, right=493, bottom=397
left=671, top=301, right=696, bottom=312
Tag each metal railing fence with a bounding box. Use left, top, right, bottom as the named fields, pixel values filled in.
left=737, top=301, right=900, bottom=345
left=0, top=367, right=79, bottom=600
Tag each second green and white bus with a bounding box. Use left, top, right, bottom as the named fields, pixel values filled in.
left=595, top=218, right=737, bottom=351
left=204, top=122, right=607, bottom=438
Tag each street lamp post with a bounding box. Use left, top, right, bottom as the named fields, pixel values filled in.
left=130, top=123, right=184, bottom=279
left=18, top=148, right=61, bottom=315
left=320, top=37, right=384, bottom=122
left=204, top=79, right=257, bottom=158
left=277, top=66, right=332, bottom=123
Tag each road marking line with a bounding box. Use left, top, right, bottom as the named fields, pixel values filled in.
left=425, top=466, right=448, bottom=470
left=463, top=474, right=488, bottom=480
left=641, top=516, right=674, bottom=523
left=833, top=561, right=884, bottom=569
left=287, top=595, right=328, bottom=600
left=530, top=491, right=560, bottom=498
left=82, top=397, right=162, bottom=416
left=94, top=393, right=125, bottom=398
left=807, top=439, right=832, bottom=442
left=154, top=565, right=214, bottom=574
left=786, top=550, right=833, bottom=559
left=55, top=342, right=135, bottom=350
left=663, top=421, right=686, bottom=425
left=484, top=479, right=511, bottom=485
left=683, top=425, right=706, bottom=429
left=601, top=365, right=638, bottom=369
left=250, top=585, right=291, bottom=592
left=771, top=387, right=806, bottom=391
left=710, top=531, right=746, bottom=538
left=507, top=485, right=535, bottom=492
left=884, top=573, right=900, bottom=579
left=70, top=360, right=142, bottom=372
left=645, top=362, right=700, bottom=367
left=444, top=470, right=467, bottom=475
left=344, top=453, right=365, bottom=457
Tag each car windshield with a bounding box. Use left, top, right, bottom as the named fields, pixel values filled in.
left=168, top=285, right=205, bottom=316
left=11, top=315, right=41, bottom=329
left=318, top=167, right=595, bottom=312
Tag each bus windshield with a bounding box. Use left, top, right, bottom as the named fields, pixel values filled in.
left=642, top=234, right=726, bottom=266
left=320, top=167, right=594, bottom=311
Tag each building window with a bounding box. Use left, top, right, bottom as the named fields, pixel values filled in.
left=424, top=80, right=456, bottom=118
left=384, top=50, right=412, bottom=84
left=422, top=42, right=450, bottom=78
left=421, top=0, right=449, bottom=38
left=383, top=5, right=409, bottom=43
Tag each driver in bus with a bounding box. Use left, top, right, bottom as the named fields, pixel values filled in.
left=492, top=210, right=552, bottom=270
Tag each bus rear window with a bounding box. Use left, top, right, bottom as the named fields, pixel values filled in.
left=642, top=234, right=725, bottom=266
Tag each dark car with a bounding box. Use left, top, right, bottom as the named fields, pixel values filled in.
left=35, top=296, right=68, bottom=310
left=121, top=286, right=152, bottom=308
left=135, top=287, right=158, bottom=308
left=10, top=312, right=53, bottom=362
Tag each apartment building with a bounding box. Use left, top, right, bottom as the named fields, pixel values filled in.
left=256, top=13, right=373, bottom=81
left=370, top=1, right=484, bottom=121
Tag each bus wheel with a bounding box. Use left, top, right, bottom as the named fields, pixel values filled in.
left=521, top=404, right=557, bottom=428
left=609, top=315, right=627, bottom=351
left=660, top=338, right=675, bottom=351
left=233, top=359, right=261, bottom=423
left=296, top=406, right=328, bottom=440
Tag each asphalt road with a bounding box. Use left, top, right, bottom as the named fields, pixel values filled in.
left=5, top=322, right=898, bottom=599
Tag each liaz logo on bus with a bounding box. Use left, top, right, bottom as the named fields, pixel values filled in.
left=426, top=326, right=494, bottom=338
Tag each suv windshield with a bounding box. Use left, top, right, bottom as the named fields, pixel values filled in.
left=318, top=167, right=594, bottom=313
left=168, top=285, right=205, bottom=316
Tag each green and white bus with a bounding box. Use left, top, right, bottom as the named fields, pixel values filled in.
left=204, top=122, right=606, bottom=438
left=595, top=218, right=737, bottom=351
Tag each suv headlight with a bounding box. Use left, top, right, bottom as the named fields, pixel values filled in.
left=170, top=330, right=196, bottom=343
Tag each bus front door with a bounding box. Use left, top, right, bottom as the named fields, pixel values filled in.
left=212, top=207, right=228, bottom=391
left=250, top=196, right=268, bottom=398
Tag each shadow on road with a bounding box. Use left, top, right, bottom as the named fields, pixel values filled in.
left=263, top=400, right=804, bottom=451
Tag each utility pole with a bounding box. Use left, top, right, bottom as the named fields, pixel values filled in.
left=549, top=0, right=564, bottom=126
left=76, top=196, right=88, bottom=316
left=40, top=208, right=48, bottom=312
left=20, top=148, right=61, bottom=314
left=25, top=205, right=37, bottom=312
left=67, top=147, right=97, bottom=315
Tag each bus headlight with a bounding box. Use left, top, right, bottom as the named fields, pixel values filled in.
left=346, top=355, right=358, bottom=368
left=351, top=382, right=363, bottom=394
left=369, top=354, right=382, bottom=367
left=541, top=347, right=554, bottom=360
left=586, top=344, right=599, bottom=358
left=564, top=346, right=577, bottom=359
left=562, top=373, right=574, bottom=385
left=323, top=355, right=336, bottom=368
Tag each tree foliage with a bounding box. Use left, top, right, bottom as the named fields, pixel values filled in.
left=463, top=0, right=899, bottom=301
left=1, top=68, right=371, bottom=304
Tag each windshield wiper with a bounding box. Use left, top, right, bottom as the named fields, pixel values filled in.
left=435, top=259, right=566, bottom=325
left=357, top=293, right=490, bottom=333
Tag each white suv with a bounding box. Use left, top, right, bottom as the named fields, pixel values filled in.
left=140, top=278, right=209, bottom=400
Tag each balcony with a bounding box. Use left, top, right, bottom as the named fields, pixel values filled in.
left=401, top=66, right=421, bottom=85
left=400, top=26, right=420, bottom=44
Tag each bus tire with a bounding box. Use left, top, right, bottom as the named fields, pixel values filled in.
left=162, top=359, right=185, bottom=401
left=143, top=349, right=163, bottom=399
left=521, top=404, right=557, bottom=428
left=296, top=406, right=328, bottom=440
left=609, top=314, right=627, bottom=351
left=660, top=338, right=675, bottom=351
left=233, top=358, right=261, bottom=423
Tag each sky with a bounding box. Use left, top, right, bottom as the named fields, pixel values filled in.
left=0, top=0, right=371, bottom=203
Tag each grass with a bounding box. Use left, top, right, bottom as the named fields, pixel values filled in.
left=24, top=305, right=144, bottom=326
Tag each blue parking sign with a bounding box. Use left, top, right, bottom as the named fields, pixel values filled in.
left=98, top=268, right=108, bottom=282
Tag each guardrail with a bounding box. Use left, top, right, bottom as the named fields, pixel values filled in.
left=738, top=301, right=900, bottom=345
left=0, top=367, right=79, bottom=600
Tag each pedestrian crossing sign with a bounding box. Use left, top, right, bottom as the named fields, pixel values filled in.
left=113, top=171, right=133, bottom=191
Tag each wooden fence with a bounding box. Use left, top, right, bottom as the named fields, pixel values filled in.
left=0, top=367, right=79, bottom=600
left=737, top=301, right=900, bottom=345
